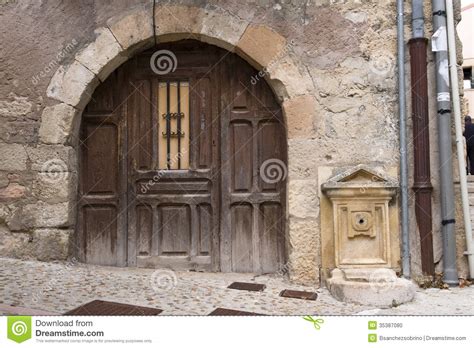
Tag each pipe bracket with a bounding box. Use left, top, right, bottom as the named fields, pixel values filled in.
left=438, top=109, right=451, bottom=115
left=441, top=219, right=456, bottom=226
left=432, top=10, right=447, bottom=17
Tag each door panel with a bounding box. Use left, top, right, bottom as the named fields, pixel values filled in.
left=78, top=40, right=286, bottom=273
left=158, top=205, right=191, bottom=255
left=260, top=203, right=284, bottom=273
left=83, top=205, right=118, bottom=266
left=231, top=121, right=253, bottom=192
left=136, top=205, right=153, bottom=256
left=231, top=203, right=254, bottom=272
left=82, top=123, right=118, bottom=195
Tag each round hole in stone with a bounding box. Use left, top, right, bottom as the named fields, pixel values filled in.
left=359, top=218, right=365, bottom=224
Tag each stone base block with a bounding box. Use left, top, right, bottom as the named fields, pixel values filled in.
left=327, top=268, right=416, bottom=307
left=0, top=226, right=71, bottom=261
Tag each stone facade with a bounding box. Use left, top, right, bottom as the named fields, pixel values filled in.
left=0, top=0, right=469, bottom=285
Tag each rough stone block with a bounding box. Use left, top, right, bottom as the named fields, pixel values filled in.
left=288, top=179, right=319, bottom=219
left=38, top=104, right=78, bottom=145
left=266, top=55, right=314, bottom=99
left=327, top=268, right=416, bottom=307
left=289, top=254, right=319, bottom=285
left=288, top=218, right=320, bottom=254
left=0, top=225, right=34, bottom=259
left=46, top=60, right=99, bottom=110
left=4, top=205, right=34, bottom=231
left=284, top=95, right=317, bottom=139
left=0, top=225, right=71, bottom=261
left=23, top=201, right=72, bottom=228
left=0, top=183, right=26, bottom=202
left=75, top=27, right=128, bottom=81
left=0, top=173, right=8, bottom=188
left=32, top=172, right=76, bottom=204
left=287, top=218, right=320, bottom=285
left=33, top=229, right=71, bottom=261
left=107, top=6, right=154, bottom=54
left=0, top=143, right=28, bottom=171
left=200, top=9, right=249, bottom=51
left=236, top=25, right=287, bottom=68
left=154, top=6, right=204, bottom=38
left=0, top=93, right=33, bottom=117
left=26, top=145, right=76, bottom=173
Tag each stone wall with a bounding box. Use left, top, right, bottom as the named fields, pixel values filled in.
left=0, top=0, right=469, bottom=285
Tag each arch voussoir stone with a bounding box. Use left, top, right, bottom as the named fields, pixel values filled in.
left=75, top=27, right=128, bottom=82
left=46, top=60, right=99, bottom=111
left=38, top=103, right=79, bottom=145
left=107, top=6, right=154, bottom=55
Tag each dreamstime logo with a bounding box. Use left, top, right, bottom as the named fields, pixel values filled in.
left=368, top=269, right=397, bottom=292
left=40, top=159, right=68, bottom=183
left=150, top=269, right=178, bottom=292
left=150, top=50, right=177, bottom=75
left=260, top=159, right=287, bottom=184
left=7, top=317, right=32, bottom=343
left=12, top=321, right=28, bottom=336
left=368, top=51, right=395, bottom=76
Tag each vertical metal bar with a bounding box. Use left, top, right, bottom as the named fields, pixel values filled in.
left=166, top=81, right=171, bottom=170
left=446, top=0, right=474, bottom=279
left=177, top=81, right=181, bottom=169
left=397, top=0, right=411, bottom=278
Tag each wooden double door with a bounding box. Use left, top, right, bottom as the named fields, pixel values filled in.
left=78, top=41, right=287, bottom=273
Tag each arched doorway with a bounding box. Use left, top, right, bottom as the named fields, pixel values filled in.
left=77, top=40, right=287, bottom=273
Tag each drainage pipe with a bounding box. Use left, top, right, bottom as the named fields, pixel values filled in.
left=431, top=0, right=459, bottom=285
left=397, top=0, right=410, bottom=278
left=409, top=0, right=435, bottom=276
left=446, top=0, right=474, bottom=279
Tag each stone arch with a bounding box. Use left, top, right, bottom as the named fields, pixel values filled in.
left=41, top=5, right=314, bottom=136
left=38, top=4, right=318, bottom=284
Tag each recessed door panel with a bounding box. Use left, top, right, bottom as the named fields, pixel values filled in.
left=83, top=124, right=118, bottom=195
left=84, top=205, right=118, bottom=266
left=231, top=122, right=253, bottom=192
left=158, top=205, right=191, bottom=255
left=136, top=205, right=153, bottom=256
left=231, top=203, right=253, bottom=272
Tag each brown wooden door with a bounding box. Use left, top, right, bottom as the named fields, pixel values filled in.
left=219, top=54, right=287, bottom=273
left=78, top=70, right=128, bottom=267
left=78, top=41, right=286, bottom=273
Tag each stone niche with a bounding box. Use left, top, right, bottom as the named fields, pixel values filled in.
left=322, top=165, right=397, bottom=269
left=321, top=165, right=415, bottom=307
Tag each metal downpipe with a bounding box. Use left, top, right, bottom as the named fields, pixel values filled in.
left=431, top=0, right=459, bottom=285
left=409, top=0, right=435, bottom=276
left=397, top=0, right=410, bottom=278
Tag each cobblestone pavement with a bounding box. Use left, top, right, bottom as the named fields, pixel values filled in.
left=376, top=287, right=474, bottom=315
left=0, top=258, right=472, bottom=316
